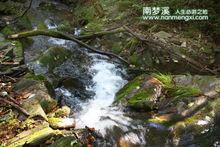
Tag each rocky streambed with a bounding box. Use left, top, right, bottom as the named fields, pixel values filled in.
left=0, top=1, right=220, bottom=147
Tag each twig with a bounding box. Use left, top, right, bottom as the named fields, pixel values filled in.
left=123, top=25, right=217, bottom=75
left=0, top=98, right=30, bottom=116
left=0, top=64, right=28, bottom=77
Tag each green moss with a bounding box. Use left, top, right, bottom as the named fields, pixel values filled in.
left=111, top=43, right=122, bottom=54
left=24, top=73, right=46, bottom=81
left=74, top=5, right=96, bottom=22
left=37, top=22, right=48, bottom=30
left=57, top=21, right=72, bottom=32
left=40, top=99, right=57, bottom=113
left=170, top=85, right=201, bottom=100
left=128, top=89, right=154, bottom=105
left=1, top=26, right=14, bottom=35
left=17, top=16, right=32, bottom=30
left=48, top=117, right=62, bottom=124
left=85, top=21, right=104, bottom=32
left=115, top=74, right=145, bottom=102
left=153, top=73, right=201, bottom=100
left=129, top=52, right=141, bottom=65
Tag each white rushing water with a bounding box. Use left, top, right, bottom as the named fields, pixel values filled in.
left=76, top=56, right=129, bottom=133
left=42, top=22, right=146, bottom=145
left=75, top=56, right=146, bottom=146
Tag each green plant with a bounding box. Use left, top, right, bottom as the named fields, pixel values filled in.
left=153, top=73, right=173, bottom=88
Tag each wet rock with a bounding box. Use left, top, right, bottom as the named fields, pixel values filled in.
left=115, top=74, right=162, bottom=111
left=37, top=46, right=71, bottom=72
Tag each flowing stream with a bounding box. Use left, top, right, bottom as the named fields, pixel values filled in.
left=25, top=5, right=171, bottom=145
left=50, top=37, right=148, bottom=146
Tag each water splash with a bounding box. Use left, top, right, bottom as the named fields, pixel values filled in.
left=76, top=59, right=127, bottom=132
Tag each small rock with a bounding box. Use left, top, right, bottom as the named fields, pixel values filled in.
left=48, top=117, right=75, bottom=129
left=181, top=41, right=187, bottom=47
left=153, top=31, right=172, bottom=39
left=0, top=91, right=8, bottom=97
left=197, top=120, right=208, bottom=125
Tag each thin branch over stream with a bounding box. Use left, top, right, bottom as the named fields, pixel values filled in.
left=7, top=28, right=129, bottom=64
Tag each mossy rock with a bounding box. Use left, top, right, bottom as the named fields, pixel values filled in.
left=38, top=46, right=71, bottom=72
left=14, top=78, right=57, bottom=114
left=115, top=74, right=162, bottom=111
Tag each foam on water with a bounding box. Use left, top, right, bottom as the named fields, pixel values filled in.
left=76, top=59, right=128, bottom=133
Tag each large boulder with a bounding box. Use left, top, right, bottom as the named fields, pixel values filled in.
left=14, top=77, right=57, bottom=115
left=115, top=74, right=162, bottom=111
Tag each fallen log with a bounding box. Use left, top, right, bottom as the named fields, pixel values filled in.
left=7, top=28, right=129, bottom=64
left=7, top=27, right=125, bottom=40
left=6, top=123, right=60, bottom=147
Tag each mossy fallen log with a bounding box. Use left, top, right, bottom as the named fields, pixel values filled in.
left=7, top=28, right=129, bottom=64
left=6, top=123, right=61, bottom=147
